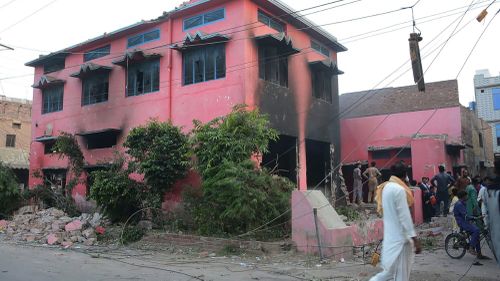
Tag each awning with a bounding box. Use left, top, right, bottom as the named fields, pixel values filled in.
left=32, top=75, right=65, bottom=89
left=76, top=128, right=121, bottom=136
left=309, top=59, right=344, bottom=75
left=255, top=33, right=300, bottom=55
left=171, top=31, right=230, bottom=51
left=112, top=49, right=162, bottom=66
left=35, top=136, right=58, bottom=143
left=70, top=62, right=113, bottom=79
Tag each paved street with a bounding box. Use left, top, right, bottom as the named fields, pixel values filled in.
left=1, top=241, right=499, bottom=281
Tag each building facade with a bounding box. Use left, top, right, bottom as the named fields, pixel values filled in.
left=26, top=0, right=346, bottom=198
left=0, top=96, right=31, bottom=187
left=340, top=80, right=494, bottom=198
left=473, top=69, right=500, bottom=170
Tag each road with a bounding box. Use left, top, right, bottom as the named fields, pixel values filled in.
left=0, top=241, right=499, bottom=281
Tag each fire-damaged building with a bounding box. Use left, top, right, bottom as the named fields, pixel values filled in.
left=26, top=0, right=346, bottom=199
left=340, top=80, right=494, bottom=199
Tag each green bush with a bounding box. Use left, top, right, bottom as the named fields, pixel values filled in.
left=120, top=225, right=145, bottom=244
left=90, top=157, right=142, bottom=222
left=0, top=162, right=21, bottom=218
left=124, top=120, right=190, bottom=197
left=189, top=160, right=293, bottom=237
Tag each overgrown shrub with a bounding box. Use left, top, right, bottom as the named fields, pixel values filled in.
left=336, top=206, right=361, bottom=221
left=191, top=104, right=278, bottom=177
left=90, top=157, right=143, bottom=222
left=0, top=162, right=21, bottom=218
left=120, top=225, right=145, bottom=244
left=51, top=132, right=85, bottom=192
left=124, top=120, right=190, bottom=200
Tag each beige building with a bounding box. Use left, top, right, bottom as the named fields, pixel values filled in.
left=0, top=95, right=31, bottom=187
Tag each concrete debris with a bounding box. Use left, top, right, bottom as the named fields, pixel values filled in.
left=2, top=206, right=108, bottom=248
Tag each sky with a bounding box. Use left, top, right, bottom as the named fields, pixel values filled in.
left=0, top=0, right=499, bottom=105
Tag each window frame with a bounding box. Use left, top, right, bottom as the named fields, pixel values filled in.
left=126, top=58, right=160, bottom=97
left=183, top=8, right=226, bottom=31
left=5, top=134, right=16, bottom=148
left=258, top=44, right=289, bottom=87
left=82, top=73, right=110, bottom=106
left=127, top=29, right=161, bottom=48
left=493, top=88, right=500, bottom=110
left=182, top=44, right=226, bottom=86
left=311, top=67, right=332, bottom=103
left=311, top=40, right=330, bottom=57
left=479, top=132, right=484, bottom=148
left=257, top=10, right=285, bottom=33
left=42, top=85, right=64, bottom=114
left=496, top=124, right=500, bottom=146
left=84, top=45, right=111, bottom=62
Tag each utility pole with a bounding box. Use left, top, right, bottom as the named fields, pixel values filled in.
left=0, top=42, right=14, bottom=51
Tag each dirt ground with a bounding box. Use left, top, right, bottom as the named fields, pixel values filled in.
left=1, top=234, right=498, bottom=281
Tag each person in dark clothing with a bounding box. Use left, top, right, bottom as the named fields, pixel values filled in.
left=454, top=190, right=490, bottom=259
left=431, top=165, right=455, bottom=216
left=419, top=177, right=434, bottom=222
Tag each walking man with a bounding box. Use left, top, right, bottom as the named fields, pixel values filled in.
left=363, top=161, right=382, bottom=203
left=431, top=165, right=455, bottom=216
left=352, top=162, right=363, bottom=205
left=370, top=161, right=421, bottom=281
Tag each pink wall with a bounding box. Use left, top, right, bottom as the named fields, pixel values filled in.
left=29, top=0, right=343, bottom=197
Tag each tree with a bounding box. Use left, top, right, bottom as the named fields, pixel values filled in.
left=0, top=162, right=21, bottom=217
left=191, top=104, right=278, bottom=177
left=124, top=120, right=190, bottom=197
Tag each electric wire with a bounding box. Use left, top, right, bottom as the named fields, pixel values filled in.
left=0, top=0, right=58, bottom=34
left=0, top=0, right=17, bottom=9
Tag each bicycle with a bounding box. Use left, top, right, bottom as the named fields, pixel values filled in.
left=444, top=217, right=493, bottom=259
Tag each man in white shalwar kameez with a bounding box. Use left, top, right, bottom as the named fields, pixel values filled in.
left=370, top=162, right=422, bottom=281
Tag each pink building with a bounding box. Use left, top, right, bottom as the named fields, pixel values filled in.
left=340, top=80, right=494, bottom=198
left=26, top=0, right=347, bottom=198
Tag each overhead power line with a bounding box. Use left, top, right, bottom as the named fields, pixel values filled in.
left=0, top=0, right=58, bottom=34
left=0, top=0, right=17, bottom=9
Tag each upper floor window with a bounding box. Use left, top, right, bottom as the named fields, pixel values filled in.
left=258, top=10, right=285, bottom=33
left=493, top=88, right=500, bottom=110
left=479, top=132, right=484, bottom=148
left=42, top=85, right=64, bottom=114
left=311, top=40, right=330, bottom=57
left=82, top=73, right=109, bottom=105
left=258, top=45, right=288, bottom=87
left=127, top=59, right=160, bottom=97
left=311, top=68, right=332, bottom=103
left=44, top=59, right=65, bottom=74
left=183, top=8, right=225, bottom=30
left=127, top=29, right=160, bottom=48
left=5, top=134, right=16, bottom=148
left=372, top=150, right=390, bottom=159
left=183, top=44, right=225, bottom=85
left=12, top=121, right=21, bottom=129
left=84, top=45, right=111, bottom=62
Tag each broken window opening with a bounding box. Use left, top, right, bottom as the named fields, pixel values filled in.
left=127, top=59, right=160, bottom=97
left=311, top=68, right=332, bottom=103
left=183, top=44, right=226, bottom=85
left=84, top=132, right=118, bottom=150
left=43, top=169, right=67, bottom=196
left=82, top=73, right=109, bottom=106
left=42, top=85, right=64, bottom=114
left=258, top=45, right=289, bottom=87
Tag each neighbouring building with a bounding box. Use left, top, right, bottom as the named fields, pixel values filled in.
left=0, top=95, right=31, bottom=188
left=26, top=0, right=346, bottom=201
left=473, top=69, right=500, bottom=171
left=340, top=80, right=494, bottom=198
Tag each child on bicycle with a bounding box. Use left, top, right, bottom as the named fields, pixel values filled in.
left=453, top=190, right=489, bottom=259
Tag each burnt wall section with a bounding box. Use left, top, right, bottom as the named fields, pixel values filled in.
left=261, top=135, right=297, bottom=183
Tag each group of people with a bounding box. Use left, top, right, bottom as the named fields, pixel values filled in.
left=351, top=161, right=382, bottom=205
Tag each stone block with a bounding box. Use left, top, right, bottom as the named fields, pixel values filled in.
left=47, top=234, right=60, bottom=245
left=65, top=220, right=82, bottom=232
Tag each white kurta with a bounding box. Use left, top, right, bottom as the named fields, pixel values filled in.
left=371, top=182, right=416, bottom=281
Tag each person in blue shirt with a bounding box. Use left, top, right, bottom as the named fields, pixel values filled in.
left=454, top=190, right=490, bottom=259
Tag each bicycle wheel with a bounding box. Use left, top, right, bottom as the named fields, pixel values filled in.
left=445, top=233, right=467, bottom=259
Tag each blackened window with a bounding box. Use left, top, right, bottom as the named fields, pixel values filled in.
left=127, top=59, right=160, bottom=96
left=85, top=133, right=118, bottom=150
left=258, top=10, right=285, bottom=32
left=372, top=150, right=390, bottom=159
left=398, top=148, right=412, bottom=158
left=127, top=29, right=160, bottom=48
left=311, top=40, right=330, bottom=57
left=183, top=44, right=226, bottom=85
left=82, top=74, right=109, bottom=105
left=479, top=133, right=484, bottom=148
left=84, top=45, right=111, bottom=62
left=5, top=134, right=16, bottom=147
left=44, top=59, right=65, bottom=73
left=44, top=141, right=56, bottom=154
left=311, top=68, right=332, bottom=103
left=183, top=8, right=225, bottom=30
left=258, top=45, right=288, bottom=87
left=42, top=85, right=64, bottom=114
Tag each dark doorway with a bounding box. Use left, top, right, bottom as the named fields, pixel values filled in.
left=306, top=139, right=331, bottom=195
left=261, top=135, right=297, bottom=183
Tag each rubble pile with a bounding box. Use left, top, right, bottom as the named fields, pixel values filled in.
left=0, top=206, right=107, bottom=247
